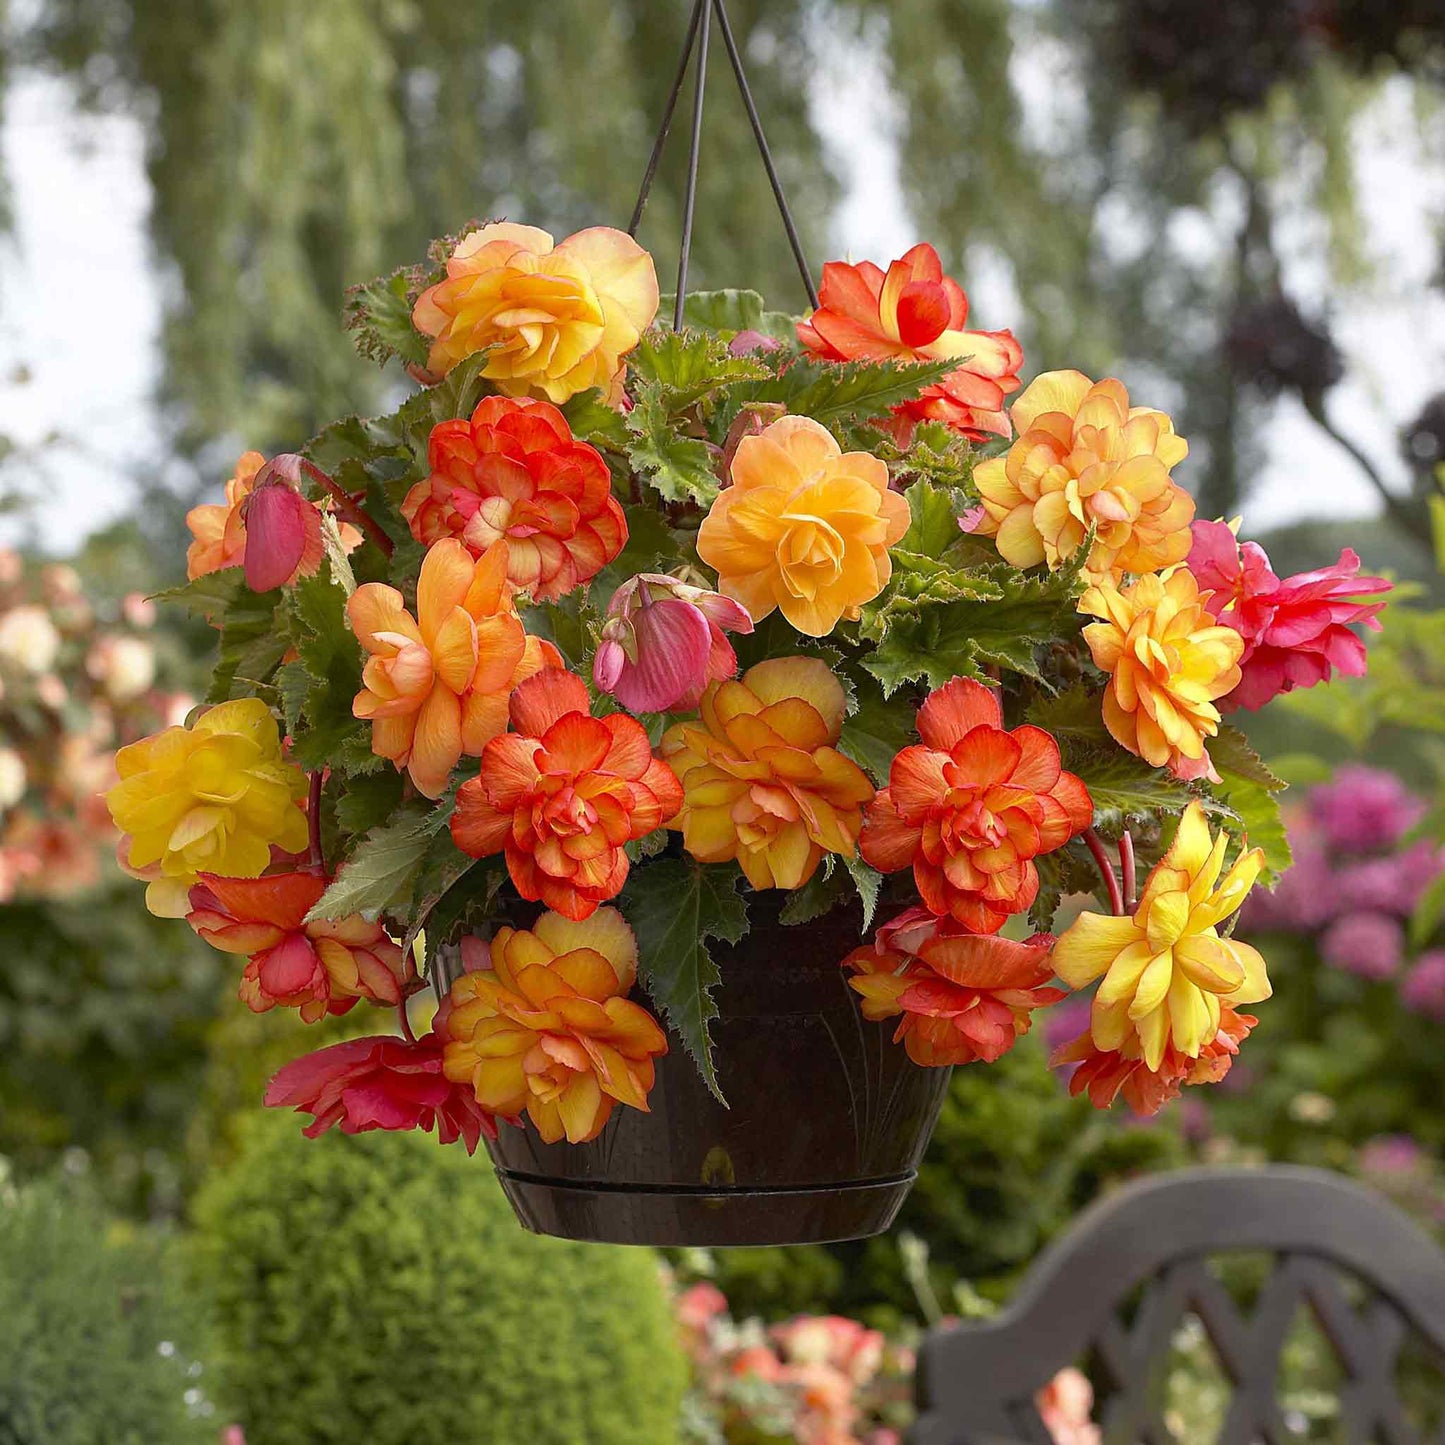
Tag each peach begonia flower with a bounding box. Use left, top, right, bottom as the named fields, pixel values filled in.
left=347, top=538, right=559, bottom=798
left=105, top=698, right=309, bottom=917
left=697, top=415, right=910, bottom=638
left=971, top=371, right=1195, bottom=582
left=412, top=222, right=659, bottom=403
left=403, top=396, right=626, bottom=601
left=1036, top=1367, right=1102, bottom=1445
left=186, top=871, right=407, bottom=1023
left=185, top=451, right=361, bottom=586
left=659, top=657, right=874, bottom=890
left=1079, top=568, right=1244, bottom=783
left=439, top=908, right=667, bottom=1144
left=843, top=905, right=1063, bottom=1068
left=1053, top=801, right=1271, bottom=1071
left=449, top=668, right=683, bottom=920
left=860, top=678, right=1093, bottom=933
left=796, top=242, right=1023, bottom=441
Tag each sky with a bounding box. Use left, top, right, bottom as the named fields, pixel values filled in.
left=0, top=31, right=1441, bottom=551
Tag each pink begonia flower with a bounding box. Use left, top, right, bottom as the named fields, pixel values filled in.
left=593, top=574, right=753, bottom=714
left=242, top=465, right=321, bottom=593
left=1186, top=519, right=1391, bottom=711
left=1036, top=1366, right=1101, bottom=1445
left=1308, top=764, right=1426, bottom=854
left=1242, top=826, right=1337, bottom=933
left=265, top=1033, right=499, bottom=1154
left=1319, top=910, right=1404, bottom=980
left=772, top=1314, right=886, bottom=1384
left=1402, top=950, right=1445, bottom=1020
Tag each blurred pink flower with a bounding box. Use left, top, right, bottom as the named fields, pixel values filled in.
left=1308, top=765, right=1425, bottom=854
left=1359, top=1134, right=1426, bottom=1176
left=676, top=1281, right=728, bottom=1337
left=1319, top=910, right=1404, bottom=980
left=1336, top=843, right=1445, bottom=918
left=1036, top=1366, right=1101, bottom=1445
left=1242, top=828, right=1337, bottom=932
left=1186, top=520, right=1390, bottom=711
left=774, top=1314, right=886, bottom=1385
left=593, top=573, right=752, bottom=714
left=1042, top=993, right=1094, bottom=1057
left=1401, top=950, right=1445, bottom=1020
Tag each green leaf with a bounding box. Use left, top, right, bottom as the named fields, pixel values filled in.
left=662, top=289, right=797, bottom=341
left=1070, top=749, right=1193, bottom=831
left=1204, top=726, right=1291, bottom=883
left=630, top=329, right=770, bottom=410
left=342, top=264, right=432, bottom=368
left=1411, top=871, right=1445, bottom=949
left=165, top=570, right=285, bottom=702
left=723, top=357, right=955, bottom=431
left=620, top=859, right=748, bottom=1103
left=837, top=672, right=916, bottom=784
left=561, top=389, right=631, bottom=451
left=407, top=860, right=509, bottom=960
left=843, top=855, right=883, bottom=933
left=280, top=563, right=369, bottom=772
left=333, top=769, right=406, bottom=840
left=779, top=858, right=846, bottom=925
left=899, top=479, right=965, bottom=559
left=588, top=502, right=688, bottom=610
left=152, top=568, right=252, bottom=621
left=625, top=387, right=720, bottom=506
left=307, top=806, right=441, bottom=923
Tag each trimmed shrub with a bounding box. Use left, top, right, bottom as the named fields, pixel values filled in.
left=0, top=1171, right=212, bottom=1444
left=189, top=1112, right=686, bottom=1444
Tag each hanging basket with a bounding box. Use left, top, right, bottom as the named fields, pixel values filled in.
left=481, top=895, right=951, bottom=1246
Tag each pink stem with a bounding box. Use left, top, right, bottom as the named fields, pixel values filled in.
left=307, top=771, right=325, bottom=871
left=1119, top=829, right=1138, bottom=910
left=297, top=458, right=394, bottom=558
left=1083, top=828, right=1125, bottom=916
left=397, top=997, right=417, bottom=1045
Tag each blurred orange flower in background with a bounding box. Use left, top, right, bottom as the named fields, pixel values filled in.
left=796, top=243, right=1023, bottom=440
left=697, top=415, right=909, bottom=637
left=971, top=371, right=1195, bottom=582
left=402, top=396, right=626, bottom=601
left=348, top=538, right=559, bottom=798
left=440, top=907, right=666, bottom=1144
left=1079, top=569, right=1244, bottom=782
left=412, top=222, right=659, bottom=402
left=660, top=657, right=875, bottom=890
left=450, top=668, right=682, bottom=919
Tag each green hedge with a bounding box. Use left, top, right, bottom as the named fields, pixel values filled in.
left=0, top=1172, right=212, bottom=1445
left=189, top=1113, right=687, bottom=1444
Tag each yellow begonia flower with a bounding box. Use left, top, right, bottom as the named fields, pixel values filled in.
left=105, top=698, right=309, bottom=918
left=972, top=370, right=1195, bottom=583
left=697, top=415, right=910, bottom=638
left=411, top=222, right=659, bottom=403
left=659, top=657, right=875, bottom=890
left=1053, top=801, right=1271, bottom=1070
left=1079, top=567, right=1244, bottom=782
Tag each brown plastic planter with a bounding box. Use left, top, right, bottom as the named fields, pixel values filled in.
left=482, top=895, right=951, bottom=1247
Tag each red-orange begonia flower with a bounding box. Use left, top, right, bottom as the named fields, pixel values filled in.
left=450, top=668, right=683, bottom=920
left=796, top=243, right=1023, bottom=441
left=348, top=538, right=560, bottom=798
left=402, top=397, right=626, bottom=602
left=859, top=678, right=1093, bottom=932
left=1051, top=1003, right=1256, bottom=1117
left=186, top=871, right=407, bottom=1023
left=265, top=1032, right=498, bottom=1153
left=842, top=905, right=1062, bottom=1067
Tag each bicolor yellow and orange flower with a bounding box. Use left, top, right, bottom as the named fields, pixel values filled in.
left=186, top=871, right=407, bottom=1023
left=348, top=538, right=560, bottom=798
left=439, top=908, right=667, bottom=1144
left=402, top=396, right=626, bottom=601
left=660, top=658, right=875, bottom=890
left=1079, top=568, right=1244, bottom=782
left=105, top=698, right=309, bottom=917
left=696, top=415, right=909, bottom=638
left=795, top=243, right=1023, bottom=441
left=1053, top=801, right=1271, bottom=1073
left=450, top=669, right=683, bottom=920
left=859, top=678, right=1093, bottom=933
left=842, top=906, right=1063, bottom=1067
left=412, top=222, right=659, bottom=403
left=971, top=371, right=1195, bottom=582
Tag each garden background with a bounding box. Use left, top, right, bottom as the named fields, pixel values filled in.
left=0, top=1, right=1443, bottom=1439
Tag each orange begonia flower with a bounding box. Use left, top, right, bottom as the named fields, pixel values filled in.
left=842, top=906, right=1063, bottom=1067
left=1079, top=568, right=1244, bottom=782
left=439, top=908, right=667, bottom=1144
left=1052, top=1003, right=1257, bottom=1117
left=185, top=451, right=360, bottom=584
left=450, top=669, right=683, bottom=920
left=1053, top=801, right=1271, bottom=1070
left=412, top=222, right=659, bottom=403
left=795, top=243, right=1023, bottom=441
left=347, top=538, right=559, bottom=798
left=402, top=396, right=626, bottom=601
left=859, top=678, right=1092, bottom=933
left=971, top=371, right=1196, bottom=582
left=697, top=415, right=909, bottom=638
left=186, top=871, right=407, bottom=1023
left=659, top=657, right=875, bottom=890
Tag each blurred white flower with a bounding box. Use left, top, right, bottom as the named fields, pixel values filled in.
left=0, top=606, right=61, bottom=674
left=88, top=634, right=156, bottom=701
left=0, top=749, right=26, bottom=811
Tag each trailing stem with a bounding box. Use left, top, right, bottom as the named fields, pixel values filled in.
left=1083, top=828, right=1125, bottom=916
left=1119, top=829, right=1137, bottom=910
left=297, top=457, right=395, bottom=558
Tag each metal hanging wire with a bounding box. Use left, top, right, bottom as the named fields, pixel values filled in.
left=628, top=0, right=820, bottom=327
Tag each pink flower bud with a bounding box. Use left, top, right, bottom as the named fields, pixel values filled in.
left=241, top=464, right=322, bottom=592
left=728, top=329, right=783, bottom=355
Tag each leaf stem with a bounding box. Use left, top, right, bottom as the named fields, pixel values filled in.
left=307, top=771, right=325, bottom=871
left=1119, top=829, right=1137, bottom=910
left=1083, top=828, right=1124, bottom=916
left=397, top=997, right=418, bottom=1045
left=297, top=457, right=395, bottom=558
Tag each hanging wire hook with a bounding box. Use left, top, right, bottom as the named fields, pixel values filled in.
left=629, top=0, right=707, bottom=238
left=672, top=0, right=712, bottom=328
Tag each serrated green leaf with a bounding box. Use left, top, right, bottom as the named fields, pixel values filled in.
left=842, top=855, right=882, bottom=933
left=307, top=806, right=438, bottom=923
left=562, top=389, right=631, bottom=451
left=1070, top=749, right=1193, bottom=830
left=662, top=289, right=797, bottom=341
left=333, top=769, right=407, bottom=840
left=837, top=672, right=917, bottom=783
left=779, top=859, right=845, bottom=925
left=899, top=479, right=965, bottom=559
left=152, top=568, right=253, bottom=621
left=722, top=357, right=955, bottom=431
left=406, top=860, right=509, bottom=960
left=630, top=329, right=770, bottom=410
left=342, top=264, right=432, bottom=368
left=625, top=388, right=720, bottom=506
left=1204, top=726, right=1291, bottom=883
left=620, top=859, right=748, bottom=1103
left=280, top=563, right=369, bottom=771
